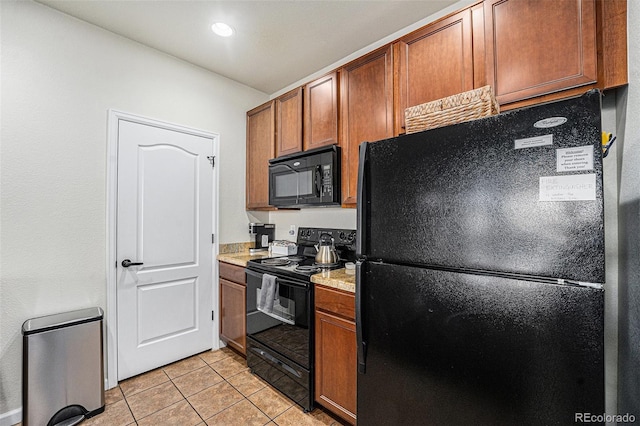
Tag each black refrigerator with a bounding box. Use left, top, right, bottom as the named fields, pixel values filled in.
left=355, top=90, right=605, bottom=425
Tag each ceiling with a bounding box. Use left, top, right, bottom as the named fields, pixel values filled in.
left=36, top=0, right=460, bottom=95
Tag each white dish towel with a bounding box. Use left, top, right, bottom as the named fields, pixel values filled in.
left=258, top=273, right=278, bottom=314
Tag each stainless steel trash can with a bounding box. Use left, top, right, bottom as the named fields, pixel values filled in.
left=22, top=307, right=105, bottom=426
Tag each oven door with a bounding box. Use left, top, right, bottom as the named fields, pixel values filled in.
left=245, top=268, right=314, bottom=411
left=245, top=268, right=312, bottom=369
left=269, top=162, right=321, bottom=207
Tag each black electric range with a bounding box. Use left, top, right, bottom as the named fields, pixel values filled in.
left=244, top=227, right=356, bottom=412
left=246, top=227, right=356, bottom=281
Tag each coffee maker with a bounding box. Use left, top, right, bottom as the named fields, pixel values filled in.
left=248, top=223, right=275, bottom=254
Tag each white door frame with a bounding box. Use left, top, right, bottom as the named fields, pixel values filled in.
left=106, top=110, right=220, bottom=389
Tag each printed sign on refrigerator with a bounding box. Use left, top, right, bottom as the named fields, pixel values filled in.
left=514, top=134, right=553, bottom=149
left=539, top=174, right=596, bottom=201
left=556, top=146, right=594, bottom=172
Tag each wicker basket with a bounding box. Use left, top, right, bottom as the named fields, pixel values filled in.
left=404, top=86, right=499, bottom=134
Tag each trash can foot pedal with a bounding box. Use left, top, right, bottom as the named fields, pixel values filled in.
left=47, top=404, right=86, bottom=426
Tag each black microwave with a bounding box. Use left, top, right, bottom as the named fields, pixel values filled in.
left=268, top=145, right=341, bottom=208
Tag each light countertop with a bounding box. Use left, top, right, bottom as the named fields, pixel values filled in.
left=311, top=268, right=356, bottom=293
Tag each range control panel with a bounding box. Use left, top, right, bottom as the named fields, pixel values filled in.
left=297, top=227, right=357, bottom=250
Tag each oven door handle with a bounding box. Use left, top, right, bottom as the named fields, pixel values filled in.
left=245, top=268, right=309, bottom=289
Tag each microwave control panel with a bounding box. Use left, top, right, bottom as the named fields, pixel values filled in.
left=322, top=164, right=333, bottom=197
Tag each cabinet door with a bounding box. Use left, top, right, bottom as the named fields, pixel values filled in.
left=340, top=45, right=394, bottom=207
left=246, top=101, right=275, bottom=210
left=219, top=278, right=246, bottom=355
left=276, top=87, right=303, bottom=157
left=219, top=261, right=246, bottom=284
left=394, top=8, right=473, bottom=134
left=315, top=310, right=356, bottom=424
left=304, top=72, right=339, bottom=150
left=484, top=0, right=597, bottom=105
left=597, top=0, right=627, bottom=90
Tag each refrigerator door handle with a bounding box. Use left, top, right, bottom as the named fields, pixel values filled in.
left=356, top=142, right=369, bottom=258
left=356, top=260, right=367, bottom=374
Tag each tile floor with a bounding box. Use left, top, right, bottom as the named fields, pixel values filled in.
left=35, top=347, right=346, bottom=426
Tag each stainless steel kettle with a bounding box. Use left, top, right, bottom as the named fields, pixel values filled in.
left=315, top=233, right=339, bottom=265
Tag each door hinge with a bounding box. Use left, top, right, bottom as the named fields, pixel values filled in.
left=207, top=156, right=215, bottom=168
left=212, top=234, right=215, bottom=243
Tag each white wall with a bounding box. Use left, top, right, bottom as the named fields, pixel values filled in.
left=617, top=0, right=640, bottom=415
left=0, top=0, right=267, bottom=418
left=269, top=208, right=357, bottom=241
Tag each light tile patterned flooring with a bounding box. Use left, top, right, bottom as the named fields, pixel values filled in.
left=81, top=347, right=346, bottom=426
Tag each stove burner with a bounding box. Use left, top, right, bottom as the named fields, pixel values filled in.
left=286, top=255, right=305, bottom=262
left=295, top=265, right=322, bottom=273
left=261, top=258, right=291, bottom=266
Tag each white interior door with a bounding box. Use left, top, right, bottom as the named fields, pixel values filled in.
left=116, top=118, right=214, bottom=381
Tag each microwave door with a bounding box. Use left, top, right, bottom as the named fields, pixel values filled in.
left=270, top=163, right=300, bottom=206
left=269, top=164, right=319, bottom=206
left=297, top=165, right=321, bottom=204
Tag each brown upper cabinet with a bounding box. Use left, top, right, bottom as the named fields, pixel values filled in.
left=246, top=100, right=275, bottom=210
left=304, top=72, right=339, bottom=150
left=484, top=0, right=597, bottom=105
left=596, top=0, right=627, bottom=90
left=276, top=87, right=303, bottom=157
left=484, top=0, right=627, bottom=108
left=394, top=8, right=474, bottom=134
left=340, top=45, right=394, bottom=206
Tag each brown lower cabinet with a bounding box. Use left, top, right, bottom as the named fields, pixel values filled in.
left=219, top=261, right=246, bottom=355
left=314, top=285, right=356, bottom=424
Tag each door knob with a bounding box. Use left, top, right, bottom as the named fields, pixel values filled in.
left=122, top=259, right=144, bottom=267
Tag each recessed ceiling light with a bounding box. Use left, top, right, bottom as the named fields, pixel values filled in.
left=211, top=22, right=234, bottom=37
